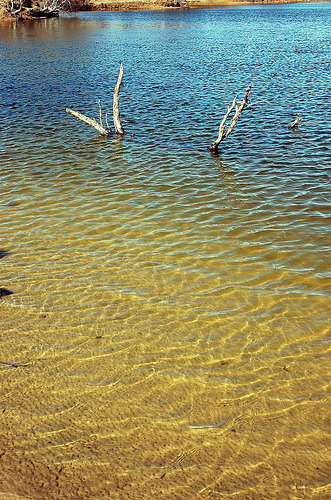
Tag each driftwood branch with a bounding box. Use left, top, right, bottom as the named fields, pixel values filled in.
left=213, top=96, right=237, bottom=148
left=66, top=108, right=110, bottom=136
left=289, top=113, right=302, bottom=129
left=209, top=85, right=252, bottom=153
left=66, top=63, right=125, bottom=137
left=113, top=62, right=125, bottom=135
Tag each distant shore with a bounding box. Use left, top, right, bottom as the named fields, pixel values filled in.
left=0, top=0, right=325, bottom=21
left=88, top=0, right=324, bottom=13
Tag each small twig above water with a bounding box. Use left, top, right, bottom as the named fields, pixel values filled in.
left=98, top=100, right=104, bottom=129
left=289, top=113, right=302, bottom=129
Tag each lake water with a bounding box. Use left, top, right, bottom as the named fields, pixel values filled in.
left=0, top=3, right=330, bottom=499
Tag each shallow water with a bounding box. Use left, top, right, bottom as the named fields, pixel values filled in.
left=0, top=4, right=330, bottom=499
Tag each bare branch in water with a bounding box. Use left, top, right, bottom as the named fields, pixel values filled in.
left=113, top=62, right=125, bottom=135
left=289, top=113, right=302, bottom=129
left=66, top=63, right=125, bottom=137
left=209, top=85, right=252, bottom=153
left=66, top=108, right=110, bottom=136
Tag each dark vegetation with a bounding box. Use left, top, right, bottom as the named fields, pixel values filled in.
left=1, top=0, right=186, bottom=19
left=1, top=0, right=90, bottom=19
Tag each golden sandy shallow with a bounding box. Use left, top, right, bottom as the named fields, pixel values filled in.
left=1, top=240, right=330, bottom=499
left=1, top=300, right=330, bottom=499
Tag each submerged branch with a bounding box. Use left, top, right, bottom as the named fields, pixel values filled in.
left=289, top=113, right=302, bottom=129
left=0, top=360, right=30, bottom=368
left=66, top=108, right=110, bottom=136
left=113, top=62, right=125, bottom=135
left=66, top=64, right=125, bottom=137
left=209, top=85, right=252, bottom=153
left=210, top=96, right=237, bottom=152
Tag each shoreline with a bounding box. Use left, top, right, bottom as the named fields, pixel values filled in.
left=88, top=0, right=326, bottom=12
left=0, top=0, right=326, bottom=20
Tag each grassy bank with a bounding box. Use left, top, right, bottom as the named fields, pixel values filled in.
left=0, top=0, right=320, bottom=20
left=88, top=0, right=314, bottom=12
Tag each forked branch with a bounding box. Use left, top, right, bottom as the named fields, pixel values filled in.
left=209, top=85, right=252, bottom=153
left=66, top=63, right=125, bottom=137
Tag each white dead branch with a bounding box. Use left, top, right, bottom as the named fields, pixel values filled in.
left=40, top=0, right=67, bottom=12
left=289, top=113, right=302, bottom=129
left=66, top=64, right=125, bottom=137
left=66, top=108, right=110, bottom=136
left=6, top=0, right=68, bottom=16
left=7, top=0, right=23, bottom=15
left=209, top=85, right=252, bottom=153
left=113, top=62, right=125, bottom=135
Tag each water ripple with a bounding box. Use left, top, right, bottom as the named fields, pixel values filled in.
left=0, top=5, right=330, bottom=500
